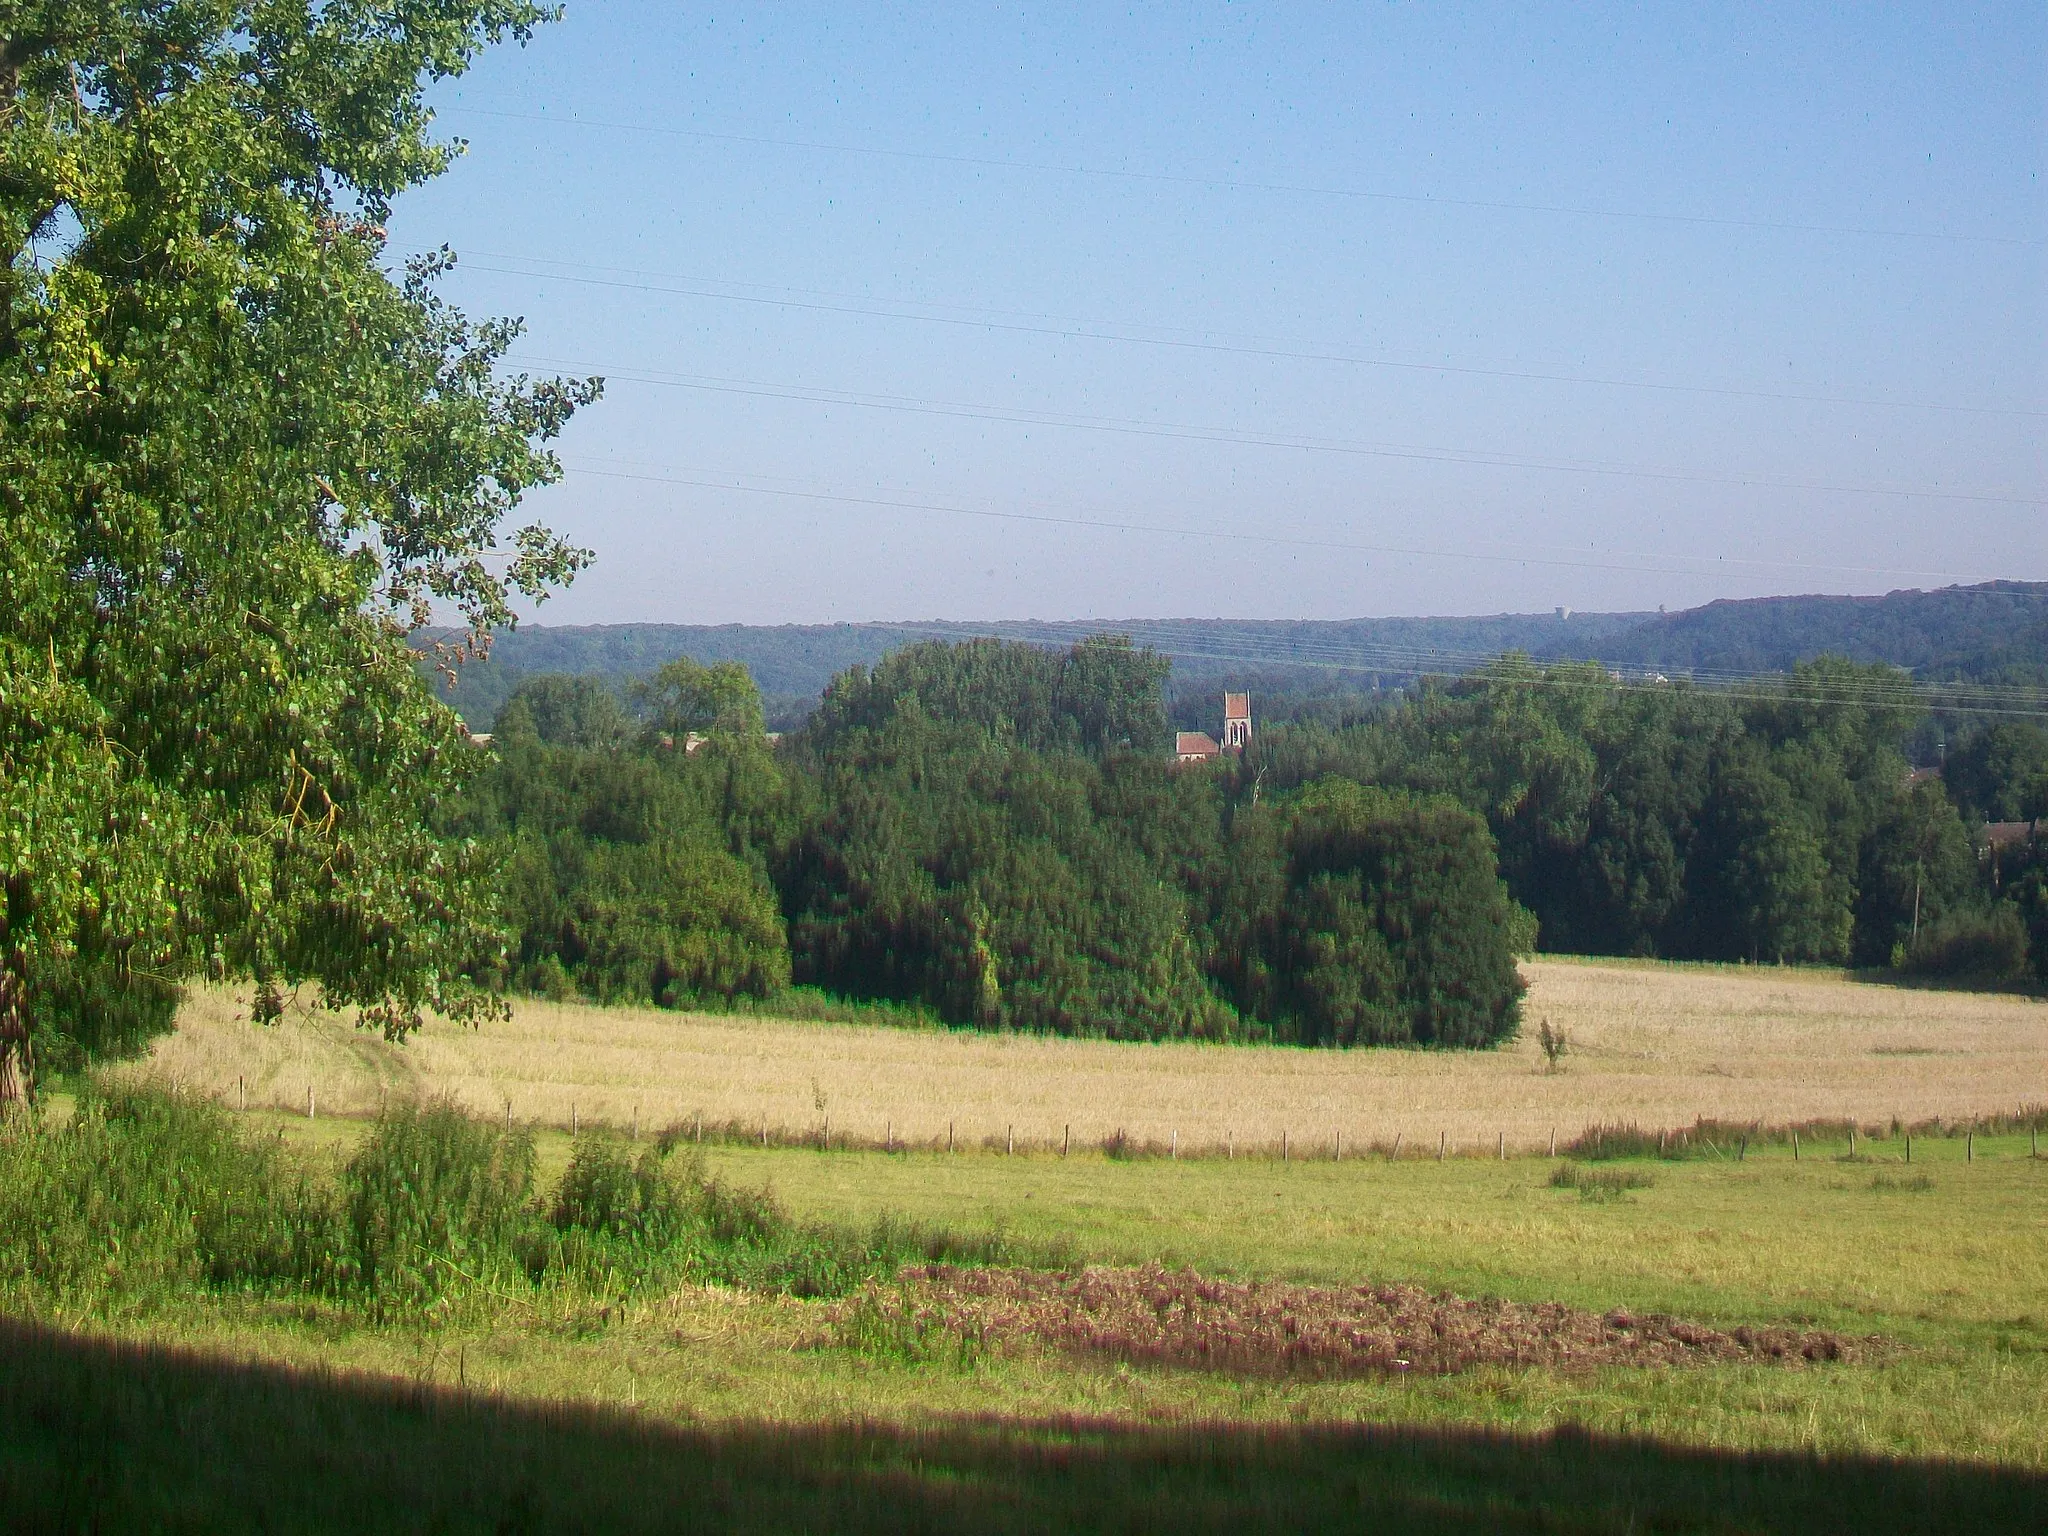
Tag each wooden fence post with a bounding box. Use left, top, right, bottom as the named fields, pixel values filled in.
left=1282, top=1130, right=1289, bottom=1163
left=1390, top=1132, right=1401, bottom=1161
left=1062, top=1123, right=1069, bottom=1158
left=1548, top=1127, right=1555, bottom=1158
left=1498, top=1131, right=1505, bottom=1161
left=1437, top=1131, right=1445, bottom=1162
left=307, top=1086, right=314, bottom=1122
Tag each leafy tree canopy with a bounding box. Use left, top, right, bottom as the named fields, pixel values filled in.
left=0, top=1, right=596, bottom=1061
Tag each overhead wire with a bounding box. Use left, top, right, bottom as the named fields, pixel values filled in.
left=537, top=369, right=2041, bottom=509
left=561, top=457, right=2023, bottom=586
left=445, top=254, right=2047, bottom=421
left=436, top=105, right=2041, bottom=249
left=858, top=619, right=2048, bottom=719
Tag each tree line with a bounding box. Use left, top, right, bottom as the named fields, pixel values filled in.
left=451, top=637, right=2048, bottom=1053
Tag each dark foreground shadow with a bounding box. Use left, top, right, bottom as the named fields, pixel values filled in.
left=0, top=1318, right=2035, bottom=1534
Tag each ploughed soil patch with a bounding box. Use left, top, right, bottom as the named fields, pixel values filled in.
left=840, top=1264, right=1869, bottom=1378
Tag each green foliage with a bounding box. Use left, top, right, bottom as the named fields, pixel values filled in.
left=783, top=678, right=1232, bottom=1040
left=1246, top=657, right=1972, bottom=972
left=806, top=634, right=1172, bottom=759
left=635, top=656, right=766, bottom=742
left=0, top=1084, right=1062, bottom=1317
left=457, top=667, right=794, bottom=1008
left=0, top=2, right=598, bottom=1059
left=1213, top=782, right=1527, bottom=1047
left=1944, top=724, right=2048, bottom=823
left=1902, top=905, right=2032, bottom=982
left=493, top=675, right=633, bottom=752
left=344, top=1098, right=535, bottom=1306
left=0, top=1079, right=336, bottom=1305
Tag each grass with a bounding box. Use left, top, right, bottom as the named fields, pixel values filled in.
left=135, top=958, right=2048, bottom=1153
left=16, top=958, right=2048, bottom=1527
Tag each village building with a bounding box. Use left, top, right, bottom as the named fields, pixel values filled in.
left=1173, top=693, right=1252, bottom=764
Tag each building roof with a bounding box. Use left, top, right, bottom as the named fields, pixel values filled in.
left=1982, top=820, right=2038, bottom=849
left=1223, top=692, right=1250, bottom=720
left=1175, top=731, right=1221, bottom=759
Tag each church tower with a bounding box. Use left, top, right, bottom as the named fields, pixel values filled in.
left=1221, top=692, right=1251, bottom=752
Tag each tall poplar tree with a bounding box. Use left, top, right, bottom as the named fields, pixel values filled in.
left=0, top=1, right=597, bottom=1078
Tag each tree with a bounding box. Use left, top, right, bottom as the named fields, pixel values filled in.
left=0, top=2, right=597, bottom=1071
left=1216, top=781, right=1528, bottom=1048
left=635, top=656, right=766, bottom=742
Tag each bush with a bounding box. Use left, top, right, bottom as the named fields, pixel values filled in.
left=344, top=1099, right=535, bottom=1305
left=0, top=1080, right=336, bottom=1306
left=1903, top=904, right=2031, bottom=981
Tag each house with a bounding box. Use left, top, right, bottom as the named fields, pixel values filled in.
left=1173, top=693, right=1252, bottom=764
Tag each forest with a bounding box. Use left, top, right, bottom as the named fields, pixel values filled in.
left=451, top=635, right=2048, bottom=1051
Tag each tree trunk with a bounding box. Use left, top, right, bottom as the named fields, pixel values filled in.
left=0, top=968, right=31, bottom=1112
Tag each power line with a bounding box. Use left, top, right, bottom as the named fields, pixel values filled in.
left=557, top=456, right=2030, bottom=589
left=437, top=105, right=2040, bottom=249
left=867, top=620, right=2048, bottom=719
left=533, top=363, right=2044, bottom=509
left=449, top=254, right=2045, bottom=421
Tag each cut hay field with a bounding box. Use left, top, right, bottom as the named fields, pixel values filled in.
left=141, top=959, right=2048, bottom=1152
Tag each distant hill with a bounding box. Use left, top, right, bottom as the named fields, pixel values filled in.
left=419, top=581, right=2048, bottom=730
left=1591, top=582, right=2048, bottom=681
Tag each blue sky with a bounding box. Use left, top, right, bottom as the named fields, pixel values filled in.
left=394, top=3, right=2046, bottom=625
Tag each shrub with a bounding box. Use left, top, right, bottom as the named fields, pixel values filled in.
left=344, top=1098, right=535, bottom=1305
left=1903, top=904, right=2030, bottom=981
left=1549, top=1164, right=1654, bottom=1201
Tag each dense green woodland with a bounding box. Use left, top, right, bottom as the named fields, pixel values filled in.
left=453, top=637, right=2048, bottom=1051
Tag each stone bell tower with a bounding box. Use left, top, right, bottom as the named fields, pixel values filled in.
left=1221, top=692, right=1251, bottom=753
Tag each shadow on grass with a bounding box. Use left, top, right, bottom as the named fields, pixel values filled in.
left=0, top=1317, right=2034, bottom=1534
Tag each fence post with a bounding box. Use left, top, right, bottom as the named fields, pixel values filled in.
left=1905, top=1134, right=1911, bottom=1164
left=1171, top=1128, right=1178, bottom=1160
left=1792, top=1131, right=1799, bottom=1161
left=1282, top=1130, right=1289, bottom=1163
left=632, top=1106, right=638, bottom=1141
left=1007, top=1124, right=1014, bottom=1156
left=1548, top=1126, right=1555, bottom=1158
left=948, top=1120, right=955, bottom=1154
left=1391, top=1132, right=1401, bottom=1161
left=572, top=1103, right=578, bottom=1136
left=1849, top=1127, right=1856, bottom=1158
left=1437, top=1131, right=1445, bottom=1162
left=695, top=1112, right=702, bottom=1145
left=238, top=1076, right=245, bottom=1113
left=1967, top=1131, right=1974, bottom=1163
left=1498, top=1131, right=1505, bottom=1162
left=307, top=1086, right=314, bottom=1122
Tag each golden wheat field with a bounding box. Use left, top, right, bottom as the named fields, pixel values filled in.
left=137, top=960, right=2048, bottom=1154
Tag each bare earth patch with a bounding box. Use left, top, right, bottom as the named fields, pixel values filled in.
left=843, top=1264, right=1869, bottom=1378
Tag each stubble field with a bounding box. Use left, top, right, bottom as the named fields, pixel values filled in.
left=142, top=958, right=2048, bottom=1152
